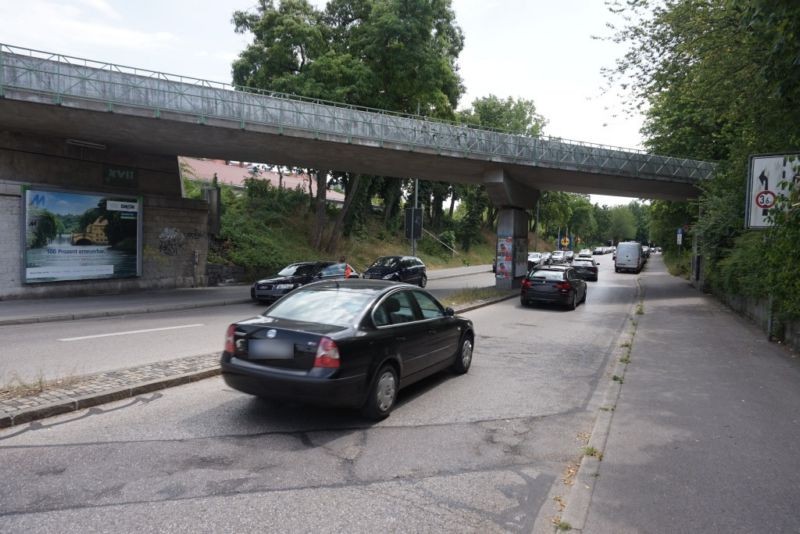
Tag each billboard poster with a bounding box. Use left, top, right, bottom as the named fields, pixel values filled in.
left=23, top=188, right=142, bottom=283
left=746, top=154, right=799, bottom=228
left=496, top=236, right=513, bottom=279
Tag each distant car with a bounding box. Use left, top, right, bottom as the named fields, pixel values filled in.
left=222, top=279, right=475, bottom=419
left=615, top=241, right=644, bottom=273
left=564, top=250, right=575, bottom=263
left=527, top=252, right=543, bottom=270
left=572, top=258, right=599, bottom=282
left=520, top=265, right=587, bottom=310
left=551, top=251, right=566, bottom=264
left=540, top=252, right=552, bottom=265
left=593, top=247, right=604, bottom=255
left=363, top=255, right=427, bottom=287
left=577, top=249, right=593, bottom=259
left=315, top=262, right=360, bottom=280
left=251, top=261, right=334, bottom=304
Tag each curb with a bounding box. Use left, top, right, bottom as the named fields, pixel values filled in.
left=0, top=292, right=515, bottom=429
left=557, top=279, right=642, bottom=532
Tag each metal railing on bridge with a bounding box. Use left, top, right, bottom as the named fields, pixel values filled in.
left=0, top=43, right=715, bottom=182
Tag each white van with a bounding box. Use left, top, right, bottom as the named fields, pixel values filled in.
left=614, top=241, right=643, bottom=273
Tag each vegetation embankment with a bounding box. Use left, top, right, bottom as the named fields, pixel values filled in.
left=607, top=1, right=800, bottom=331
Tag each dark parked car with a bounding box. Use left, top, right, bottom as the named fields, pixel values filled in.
left=572, top=258, right=599, bottom=282
left=251, top=261, right=356, bottom=304
left=363, top=255, right=427, bottom=287
left=520, top=265, right=587, bottom=310
left=222, top=279, right=474, bottom=419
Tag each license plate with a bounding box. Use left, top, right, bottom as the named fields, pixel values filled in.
left=248, top=339, right=294, bottom=360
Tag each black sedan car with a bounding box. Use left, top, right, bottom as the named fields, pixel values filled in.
left=572, top=258, right=599, bottom=282
left=223, top=279, right=474, bottom=419
left=251, top=261, right=357, bottom=304
left=520, top=265, right=587, bottom=310
left=362, top=255, right=427, bottom=287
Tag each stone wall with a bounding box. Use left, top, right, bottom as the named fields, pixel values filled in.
left=0, top=131, right=208, bottom=299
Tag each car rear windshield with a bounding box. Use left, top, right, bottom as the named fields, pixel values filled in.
left=573, top=260, right=594, bottom=266
left=370, top=257, right=399, bottom=268
left=529, top=270, right=565, bottom=281
left=265, top=288, right=374, bottom=327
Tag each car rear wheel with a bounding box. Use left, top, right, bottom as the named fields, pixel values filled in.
left=452, top=336, right=473, bottom=375
left=361, top=365, right=398, bottom=420
left=419, top=274, right=427, bottom=288
left=568, top=292, right=577, bottom=310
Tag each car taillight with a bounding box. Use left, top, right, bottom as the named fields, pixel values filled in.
left=555, top=281, right=572, bottom=291
left=313, top=337, right=340, bottom=368
left=225, top=324, right=236, bottom=353
left=521, top=278, right=532, bottom=289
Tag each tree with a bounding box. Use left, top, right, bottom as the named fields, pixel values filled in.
left=455, top=95, right=548, bottom=234
left=603, top=0, right=800, bottom=322
left=232, top=0, right=466, bottom=246
left=609, top=206, right=636, bottom=243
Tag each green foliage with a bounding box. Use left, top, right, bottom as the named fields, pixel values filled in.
left=459, top=94, right=547, bottom=136
left=609, top=206, right=637, bottom=243
left=606, top=0, right=800, bottom=321
left=32, top=210, right=58, bottom=248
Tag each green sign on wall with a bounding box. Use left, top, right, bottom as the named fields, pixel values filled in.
left=103, top=165, right=138, bottom=187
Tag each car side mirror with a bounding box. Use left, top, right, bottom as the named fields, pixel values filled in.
left=445, top=307, right=455, bottom=317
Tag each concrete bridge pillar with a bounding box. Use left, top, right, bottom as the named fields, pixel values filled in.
left=482, top=168, right=540, bottom=290
left=495, top=208, right=530, bottom=289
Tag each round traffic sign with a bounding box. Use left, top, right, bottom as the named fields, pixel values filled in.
left=755, top=190, right=776, bottom=209
left=560, top=237, right=570, bottom=247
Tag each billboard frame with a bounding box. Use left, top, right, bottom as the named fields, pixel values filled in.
left=20, top=185, right=143, bottom=284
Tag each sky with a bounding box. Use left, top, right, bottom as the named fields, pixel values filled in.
left=0, top=0, right=642, bottom=206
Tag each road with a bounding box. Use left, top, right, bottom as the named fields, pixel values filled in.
left=0, top=269, right=496, bottom=385
left=0, top=255, right=636, bottom=533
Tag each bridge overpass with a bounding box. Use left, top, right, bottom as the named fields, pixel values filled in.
left=0, top=44, right=714, bottom=295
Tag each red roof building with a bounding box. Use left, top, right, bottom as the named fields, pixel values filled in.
left=178, top=157, right=345, bottom=203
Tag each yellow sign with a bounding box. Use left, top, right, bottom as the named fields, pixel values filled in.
left=560, top=236, right=570, bottom=247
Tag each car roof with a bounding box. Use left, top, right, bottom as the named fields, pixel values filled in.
left=534, top=265, right=569, bottom=271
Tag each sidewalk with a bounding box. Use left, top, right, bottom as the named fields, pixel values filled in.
left=563, top=258, right=800, bottom=533
left=0, top=264, right=493, bottom=326
left=0, top=264, right=503, bottom=428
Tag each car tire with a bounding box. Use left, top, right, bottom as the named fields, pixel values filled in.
left=419, top=274, right=427, bottom=288
left=568, top=292, right=577, bottom=310
left=581, top=289, right=587, bottom=304
left=361, top=364, right=398, bottom=420
left=451, top=335, right=473, bottom=375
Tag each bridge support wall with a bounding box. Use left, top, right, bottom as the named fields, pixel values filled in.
left=0, top=131, right=208, bottom=299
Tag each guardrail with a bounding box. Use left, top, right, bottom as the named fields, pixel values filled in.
left=0, top=43, right=715, bottom=181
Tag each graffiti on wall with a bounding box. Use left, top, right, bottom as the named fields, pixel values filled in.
left=158, top=227, right=186, bottom=256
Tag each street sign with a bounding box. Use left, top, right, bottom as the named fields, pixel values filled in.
left=755, top=190, right=776, bottom=209
left=746, top=154, right=799, bottom=228
left=404, top=208, right=422, bottom=240
left=560, top=236, right=570, bottom=247
left=677, top=227, right=683, bottom=246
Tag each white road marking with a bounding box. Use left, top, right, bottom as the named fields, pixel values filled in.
left=59, top=323, right=205, bottom=342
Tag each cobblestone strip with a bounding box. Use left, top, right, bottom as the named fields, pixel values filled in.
left=0, top=353, right=220, bottom=428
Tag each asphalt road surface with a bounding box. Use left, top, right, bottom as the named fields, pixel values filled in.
left=0, top=270, right=496, bottom=386
left=0, top=256, right=637, bottom=533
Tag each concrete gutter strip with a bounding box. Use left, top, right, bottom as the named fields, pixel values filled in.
left=557, top=281, right=641, bottom=532
left=0, top=292, right=514, bottom=429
